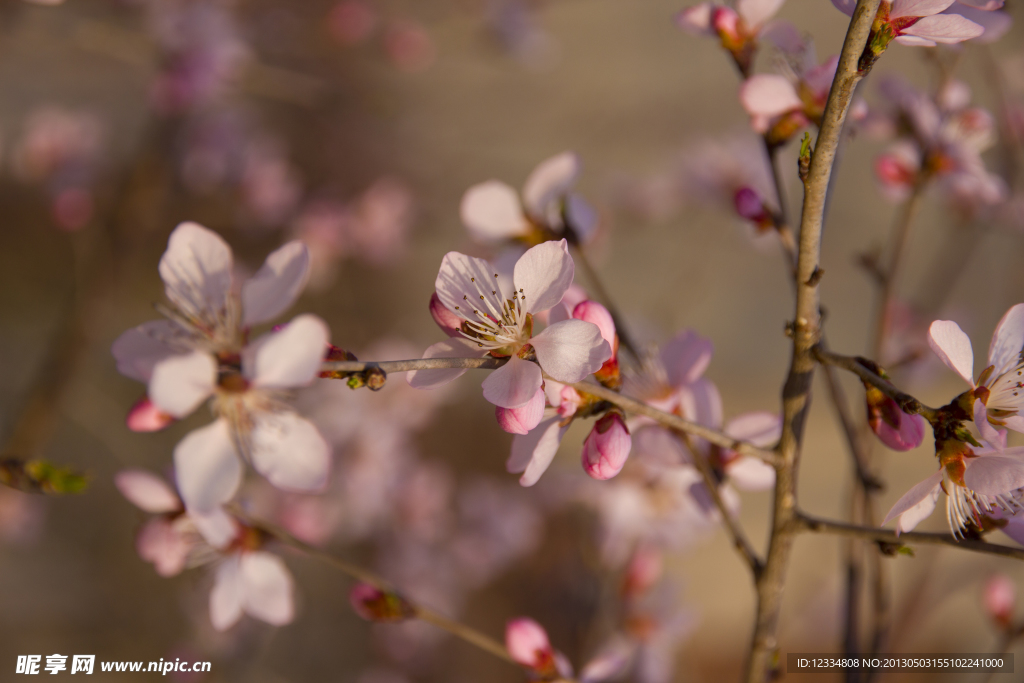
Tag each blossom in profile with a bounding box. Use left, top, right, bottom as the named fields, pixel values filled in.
left=739, top=54, right=838, bottom=147
left=460, top=152, right=598, bottom=245
left=112, top=223, right=331, bottom=513
left=505, top=618, right=571, bottom=678
left=676, top=0, right=788, bottom=76
left=831, top=0, right=984, bottom=48
left=408, top=240, right=610, bottom=412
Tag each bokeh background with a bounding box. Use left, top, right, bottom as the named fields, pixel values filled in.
left=1, top=0, right=1024, bottom=681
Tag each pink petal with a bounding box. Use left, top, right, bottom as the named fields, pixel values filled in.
left=727, top=456, right=776, bottom=491
left=566, top=194, right=598, bottom=241
left=831, top=0, right=857, bottom=16
left=580, top=638, right=634, bottom=683
left=513, top=239, right=575, bottom=316
left=148, top=350, right=217, bottom=418
left=890, top=0, right=957, bottom=18
left=429, top=292, right=463, bottom=337
left=899, top=14, right=984, bottom=42
left=210, top=555, right=245, bottom=630
left=988, top=304, right=1024, bottom=376
left=496, top=388, right=546, bottom=435
left=974, top=399, right=1007, bottom=450
left=883, top=470, right=943, bottom=525
left=1000, top=516, right=1024, bottom=546
left=677, top=378, right=723, bottom=429
left=460, top=181, right=529, bottom=242
left=406, top=337, right=486, bottom=389
left=873, top=410, right=928, bottom=451
left=174, top=419, right=242, bottom=513
left=241, top=241, right=311, bottom=327
left=963, top=454, right=1024, bottom=496
left=241, top=551, right=295, bottom=626
left=250, top=412, right=330, bottom=492
left=803, top=56, right=840, bottom=98
left=724, top=411, right=782, bottom=447
left=896, top=485, right=939, bottom=534
left=508, top=415, right=568, bottom=486
left=633, top=426, right=689, bottom=468
left=572, top=301, right=616, bottom=349
left=115, top=469, right=181, bottom=513
left=482, top=355, right=543, bottom=408
left=191, top=508, right=237, bottom=549
left=136, top=518, right=190, bottom=577
left=246, top=314, right=330, bottom=389
left=530, top=319, right=611, bottom=383
left=434, top=250, right=505, bottom=319
left=111, top=320, right=182, bottom=382
left=505, top=618, right=553, bottom=669
left=660, top=329, right=713, bottom=387
left=675, top=3, right=715, bottom=34
left=983, top=575, right=1015, bottom=625
left=928, top=319, right=975, bottom=385
left=739, top=75, right=803, bottom=119
left=893, top=34, right=940, bottom=46
left=522, top=152, right=580, bottom=220
left=945, top=5, right=1011, bottom=43
left=158, top=222, right=234, bottom=320
left=955, top=0, right=1003, bottom=8
left=737, top=0, right=785, bottom=27
left=126, top=396, right=175, bottom=432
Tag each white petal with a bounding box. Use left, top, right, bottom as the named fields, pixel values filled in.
left=522, top=152, right=580, bottom=220
left=899, top=14, right=984, bottom=43
left=883, top=470, right=943, bottom=525
left=241, top=552, right=295, bottom=626
left=739, top=75, right=803, bottom=118
left=158, top=222, right=234, bottom=319
left=727, top=456, right=776, bottom=491
left=890, top=0, right=956, bottom=18
left=115, top=470, right=181, bottom=513
left=241, top=241, right=311, bottom=327
left=963, top=454, right=1024, bottom=496
left=988, top=304, right=1024, bottom=376
left=482, top=355, right=544, bottom=408
left=191, top=508, right=237, bottom=549
left=406, top=338, right=486, bottom=389
left=737, top=0, right=785, bottom=27
left=460, top=181, right=530, bottom=242
left=245, top=314, right=329, bottom=389
left=174, top=419, right=242, bottom=513
left=111, top=320, right=183, bottom=382
left=250, top=412, right=330, bottom=492
left=724, top=411, right=782, bottom=448
left=508, top=415, right=567, bottom=486
left=434, top=251, right=506, bottom=319
left=530, top=319, right=611, bottom=383
left=210, top=555, right=245, bottom=631
left=513, top=239, right=575, bottom=315
left=927, top=319, right=975, bottom=385
left=148, top=351, right=216, bottom=418
left=896, top=486, right=939, bottom=534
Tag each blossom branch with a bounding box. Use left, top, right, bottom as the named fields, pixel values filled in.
left=233, top=510, right=518, bottom=665
left=811, top=346, right=938, bottom=422
left=796, top=513, right=1024, bottom=562
left=746, top=1, right=882, bottom=679
left=320, top=357, right=781, bottom=467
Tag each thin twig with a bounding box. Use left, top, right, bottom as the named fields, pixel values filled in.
left=237, top=511, right=517, bottom=665
left=812, top=346, right=938, bottom=422
left=745, top=1, right=882, bottom=680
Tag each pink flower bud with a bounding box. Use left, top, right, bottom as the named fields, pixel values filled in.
left=496, top=388, right=546, bottom=435
left=621, top=545, right=663, bottom=598
left=711, top=6, right=741, bottom=43
left=582, top=413, right=631, bottom=480
left=429, top=292, right=463, bottom=337
left=505, top=617, right=556, bottom=674
left=349, top=582, right=414, bottom=623
left=866, top=387, right=927, bottom=451
left=734, top=187, right=772, bottom=231
left=126, top=396, right=174, bottom=432
left=573, top=300, right=620, bottom=388
left=984, top=574, right=1015, bottom=628
left=557, top=385, right=582, bottom=419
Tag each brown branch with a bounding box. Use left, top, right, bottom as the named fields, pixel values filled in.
left=745, top=1, right=882, bottom=680
left=811, top=346, right=938, bottom=422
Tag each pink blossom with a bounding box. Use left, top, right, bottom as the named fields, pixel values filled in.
left=125, top=396, right=174, bottom=433
left=210, top=550, right=295, bottom=630
left=408, top=240, right=611, bottom=411
left=739, top=54, right=838, bottom=145
left=831, top=0, right=984, bottom=47
left=983, top=574, right=1015, bottom=627
left=582, top=413, right=632, bottom=480
left=505, top=618, right=557, bottom=674
left=328, top=0, right=378, bottom=45
left=676, top=0, right=787, bottom=75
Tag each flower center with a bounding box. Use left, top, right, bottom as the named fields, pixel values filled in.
left=452, top=273, right=532, bottom=353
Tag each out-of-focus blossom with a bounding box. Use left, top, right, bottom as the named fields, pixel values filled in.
left=210, top=546, right=295, bottom=631
left=740, top=54, right=838, bottom=147
left=944, top=3, right=1012, bottom=43
left=831, top=0, right=983, bottom=49
left=240, top=138, right=304, bottom=228
left=0, top=487, right=45, bottom=544
left=983, top=574, right=1016, bottom=628
left=506, top=618, right=565, bottom=677
left=383, top=21, right=436, bottom=73
left=408, top=240, right=610, bottom=414
left=483, top=0, right=558, bottom=67
left=460, top=152, right=599, bottom=245
left=928, top=305, right=1024, bottom=436
left=111, top=223, right=330, bottom=513
left=349, top=583, right=415, bottom=622
left=676, top=0, right=788, bottom=76
left=328, top=0, right=378, bottom=45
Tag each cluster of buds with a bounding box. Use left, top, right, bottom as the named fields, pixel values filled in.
left=676, top=0, right=786, bottom=77
left=319, top=344, right=387, bottom=391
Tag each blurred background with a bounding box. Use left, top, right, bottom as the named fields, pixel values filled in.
left=1, top=0, right=1024, bottom=680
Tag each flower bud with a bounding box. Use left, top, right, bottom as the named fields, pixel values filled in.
left=496, top=388, right=546, bottom=435
left=984, top=574, right=1015, bottom=629
left=505, top=617, right=557, bottom=675
left=126, top=396, right=174, bottom=432
left=573, top=300, right=619, bottom=388
left=557, top=385, right=582, bottom=419
left=865, top=386, right=927, bottom=451
left=582, top=413, right=631, bottom=480
left=429, top=292, right=463, bottom=337
left=349, top=583, right=415, bottom=623
left=711, top=7, right=741, bottom=44
left=734, top=187, right=773, bottom=232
